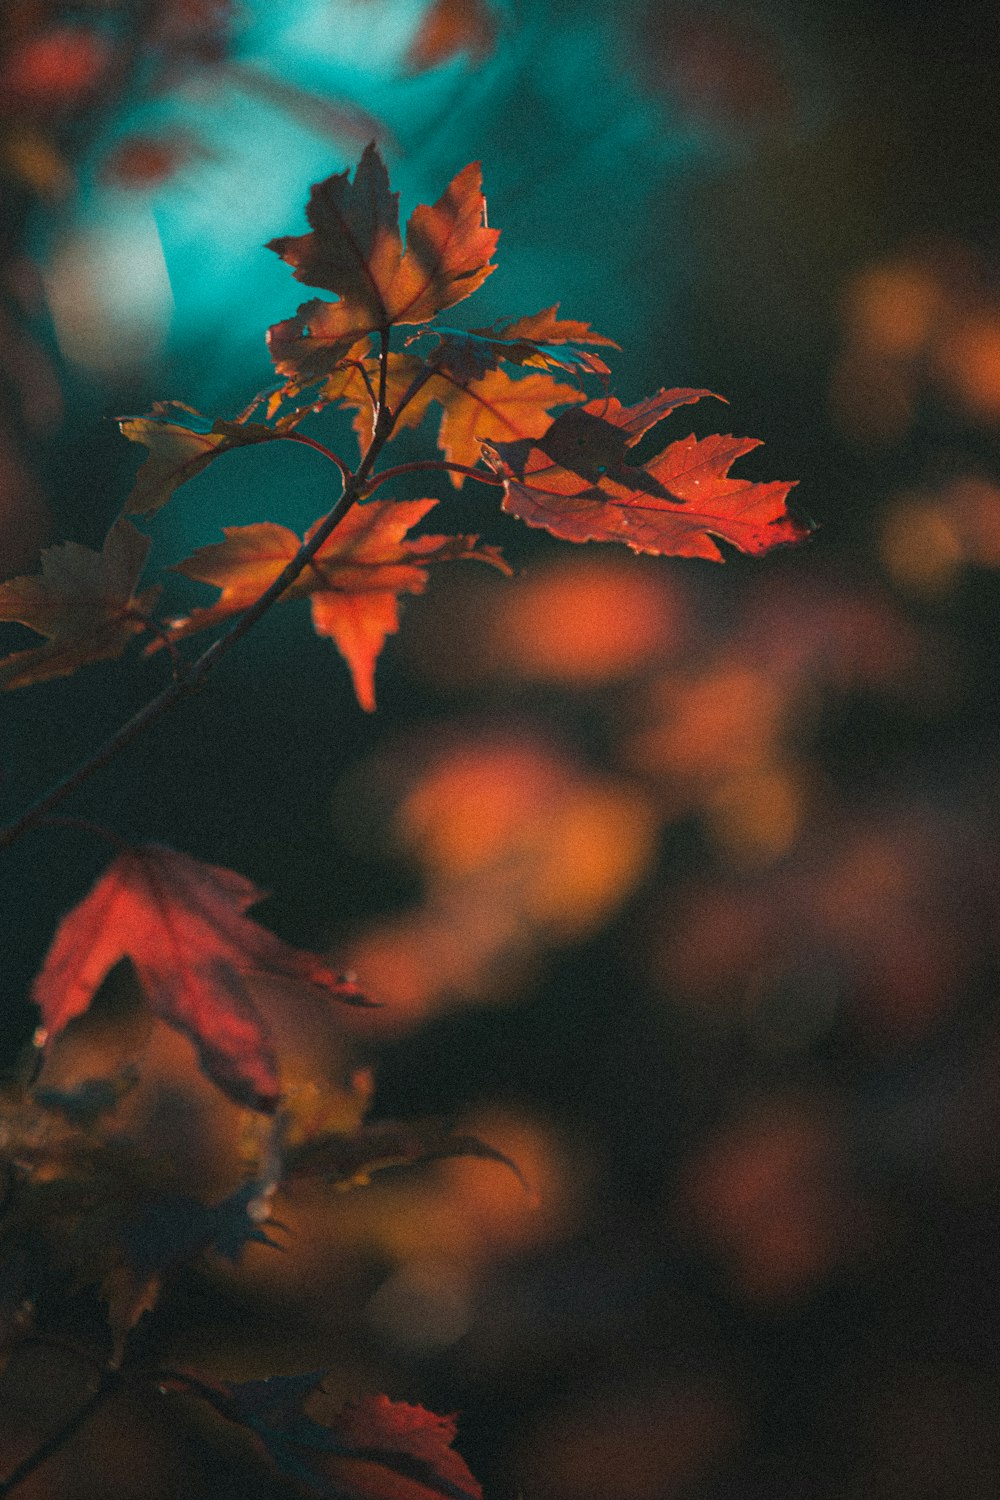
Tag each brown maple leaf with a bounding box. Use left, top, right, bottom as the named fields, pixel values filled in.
left=33, top=844, right=367, bottom=1111
left=485, top=391, right=808, bottom=559
left=0, top=518, right=158, bottom=689
left=265, top=144, right=498, bottom=375
left=163, top=499, right=509, bottom=710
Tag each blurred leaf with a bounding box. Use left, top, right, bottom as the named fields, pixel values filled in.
left=178, top=1374, right=484, bottom=1500
left=0, top=518, right=157, bottom=689
left=285, top=1117, right=528, bottom=1195
left=405, top=0, right=497, bottom=73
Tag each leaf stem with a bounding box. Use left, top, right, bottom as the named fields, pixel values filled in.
left=343, top=358, right=379, bottom=422
left=363, top=459, right=504, bottom=494
left=0, top=1370, right=120, bottom=1497
left=126, top=609, right=187, bottom=681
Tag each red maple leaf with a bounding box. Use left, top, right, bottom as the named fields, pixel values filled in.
left=485, top=391, right=808, bottom=559
left=33, top=845, right=367, bottom=1111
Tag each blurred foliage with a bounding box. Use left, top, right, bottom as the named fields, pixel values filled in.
left=4, top=0, right=1000, bottom=1498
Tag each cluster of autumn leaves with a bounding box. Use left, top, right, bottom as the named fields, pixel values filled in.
left=1, top=145, right=805, bottom=1497
left=0, top=143, right=804, bottom=709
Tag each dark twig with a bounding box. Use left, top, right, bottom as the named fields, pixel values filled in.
left=0, top=1370, right=120, bottom=1497
left=0, top=331, right=403, bottom=855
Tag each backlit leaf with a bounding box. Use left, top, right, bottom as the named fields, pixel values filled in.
left=326, top=351, right=585, bottom=482
left=165, top=500, right=510, bottom=710
left=486, top=393, right=807, bottom=559
left=117, top=400, right=291, bottom=516
left=33, top=845, right=369, bottom=1111
left=266, top=145, right=498, bottom=366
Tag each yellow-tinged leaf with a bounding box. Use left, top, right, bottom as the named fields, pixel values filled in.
left=117, top=401, right=288, bottom=516
left=324, top=353, right=585, bottom=483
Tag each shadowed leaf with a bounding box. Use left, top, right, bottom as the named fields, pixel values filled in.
left=33, top=845, right=370, bottom=1111
left=486, top=393, right=807, bottom=560
left=0, top=518, right=158, bottom=689
left=117, top=400, right=293, bottom=516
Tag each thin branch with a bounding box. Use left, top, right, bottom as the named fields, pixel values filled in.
left=0, top=372, right=405, bottom=855
left=376, top=326, right=390, bottom=431
left=363, top=459, right=504, bottom=494
left=347, top=358, right=379, bottom=419
left=0, top=1371, right=120, bottom=1497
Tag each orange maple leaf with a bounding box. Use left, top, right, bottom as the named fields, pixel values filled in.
left=485, top=391, right=808, bottom=559
left=265, top=144, right=498, bottom=374
left=0, top=518, right=158, bottom=689
left=33, top=845, right=367, bottom=1111
left=164, top=500, right=509, bottom=710
left=326, top=350, right=585, bottom=482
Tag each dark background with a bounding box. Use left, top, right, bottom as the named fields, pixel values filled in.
left=3, top=2, right=1000, bottom=1496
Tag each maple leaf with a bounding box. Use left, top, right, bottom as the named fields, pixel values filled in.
left=415, top=304, right=620, bottom=383
left=324, top=349, right=585, bottom=483
left=0, top=518, right=158, bottom=689
left=33, top=844, right=369, bottom=1111
left=485, top=391, right=808, bottom=560
left=265, top=144, right=498, bottom=373
left=117, top=400, right=292, bottom=516
left=164, top=500, right=510, bottom=710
